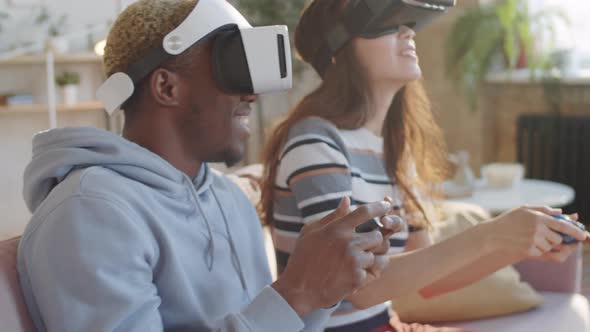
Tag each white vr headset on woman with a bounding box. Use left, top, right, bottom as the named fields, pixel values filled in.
left=97, top=0, right=293, bottom=115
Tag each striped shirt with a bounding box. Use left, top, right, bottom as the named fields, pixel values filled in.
left=271, top=117, right=422, bottom=330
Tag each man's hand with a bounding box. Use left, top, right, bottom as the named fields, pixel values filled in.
left=272, top=197, right=393, bottom=317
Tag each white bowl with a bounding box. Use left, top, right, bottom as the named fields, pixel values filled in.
left=481, top=163, right=525, bottom=189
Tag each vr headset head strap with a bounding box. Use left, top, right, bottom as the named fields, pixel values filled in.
left=124, top=25, right=237, bottom=86
left=312, top=0, right=375, bottom=76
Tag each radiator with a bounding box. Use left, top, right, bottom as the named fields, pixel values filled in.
left=517, top=114, right=590, bottom=222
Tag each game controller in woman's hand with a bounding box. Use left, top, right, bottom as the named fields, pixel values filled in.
left=554, top=214, right=588, bottom=244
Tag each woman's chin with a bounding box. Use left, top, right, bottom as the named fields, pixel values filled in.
left=392, top=74, right=422, bottom=86
left=404, top=70, right=423, bottom=83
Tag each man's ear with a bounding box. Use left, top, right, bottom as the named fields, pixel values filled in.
left=149, top=68, right=182, bottom=107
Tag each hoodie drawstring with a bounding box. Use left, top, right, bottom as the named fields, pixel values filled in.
left=212, top=188, right=248, bottom=293
left=184, top=174, right=248, bottom=293
left=184, top=176, right=215, bottom=271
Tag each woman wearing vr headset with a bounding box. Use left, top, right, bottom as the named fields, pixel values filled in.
left=261, top=1, right=585, bottom=331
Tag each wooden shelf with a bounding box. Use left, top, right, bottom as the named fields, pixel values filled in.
left=0, top=52, right=102, bottom=66
left=486, top=68, right=590, bottom=85
left=0, top=101, right=105, bottom=115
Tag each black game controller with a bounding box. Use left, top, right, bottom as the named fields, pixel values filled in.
left=355, top=215, right=405, bottom=233
left=355, top=217, right=385, bottom=233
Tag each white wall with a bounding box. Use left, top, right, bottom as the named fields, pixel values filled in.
left=529, top=0, right=590, bottom=55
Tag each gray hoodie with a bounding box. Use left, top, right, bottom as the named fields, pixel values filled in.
left=17, top=127, right=334, bottom=332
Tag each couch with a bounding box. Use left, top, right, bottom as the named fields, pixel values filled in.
left=0, top=236, right=34, bottom=332
left=441, top=246, right=590, bottom=331
left=3, top=168, right=590, bottom=332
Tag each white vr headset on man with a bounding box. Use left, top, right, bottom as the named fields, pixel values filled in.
left=97, top=0, right=293, bottom=115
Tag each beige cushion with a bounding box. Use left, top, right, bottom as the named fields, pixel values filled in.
left=212, top=164, right=263, bottom=208
left=0, top=236, right=35, bottom=332
left=391, top=202, right=543, bottom=323
left=225, top=173, right=261, bottom=206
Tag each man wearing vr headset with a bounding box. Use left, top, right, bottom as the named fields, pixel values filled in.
left=16, top=1, right=402, bottom=331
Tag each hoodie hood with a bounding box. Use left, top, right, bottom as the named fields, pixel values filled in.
left=22, top=126, right=243, bottom=288
left=23, top=127, right=213, bottom=213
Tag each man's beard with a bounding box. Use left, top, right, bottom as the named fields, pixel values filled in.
left=222, top=147, right=244, bottom=168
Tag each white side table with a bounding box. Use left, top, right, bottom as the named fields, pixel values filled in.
left=447, top=179, right=575, bottom=215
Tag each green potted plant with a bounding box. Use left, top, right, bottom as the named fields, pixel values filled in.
left=55, top=71, right=80, bottom=105
left=46, top=12, right=69, bottom=53
left=445, top=0, right=569, bottom=110
left=33, top=7, right=69, bottom=53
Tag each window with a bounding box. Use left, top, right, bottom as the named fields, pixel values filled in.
left=529, top=0, right=590, bottom=68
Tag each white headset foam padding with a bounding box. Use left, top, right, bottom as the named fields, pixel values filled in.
left=96, top=72, right=134, bottom=115
left=240, top=26, right=292, bottom=94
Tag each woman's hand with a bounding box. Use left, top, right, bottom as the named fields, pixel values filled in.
left=369, top=201, right=405, bottom=255
left=537, top=212, right=581, bottom=263
left=484, top=206, right=586, bottom=262
left=360, top=196, right=405, bottom=282
left=361, top=214, right=404, bottom=280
